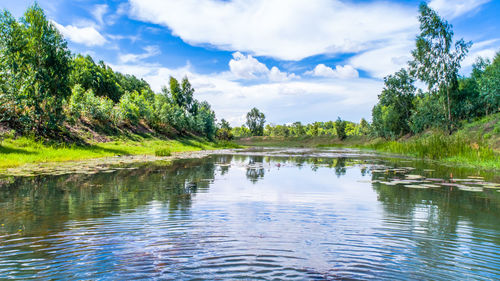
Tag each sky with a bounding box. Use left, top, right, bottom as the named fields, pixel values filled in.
left=1, top=0, right=499, bottom=125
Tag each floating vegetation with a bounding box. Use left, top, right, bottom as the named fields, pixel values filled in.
left=367, top=162, right=500, bottom=194
left=404, top=184, right=429, bottom=189
left=406, top=174, right=425, bottom=179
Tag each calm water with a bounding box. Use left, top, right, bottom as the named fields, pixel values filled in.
left=1, top=148, right=500, bottom=280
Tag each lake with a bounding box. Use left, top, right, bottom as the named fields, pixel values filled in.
left=1, top=148, right=500, bottom=280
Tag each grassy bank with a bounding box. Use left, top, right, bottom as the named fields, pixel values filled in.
left=237, top=113, right=500, bottom=170
left=0, top=136, right=235, bottom=169
left=236, top=135, right=369, bottom=147
left=366, top=114, right=500, bottom=169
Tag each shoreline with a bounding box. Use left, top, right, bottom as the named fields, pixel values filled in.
left=236, top=136, right=500, bottom=171
left=0, top=149, right=238, bottom=178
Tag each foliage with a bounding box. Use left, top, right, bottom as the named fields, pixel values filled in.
left=0, top=4, right=71, bottom=133
left=232, top=126, right=251, bottom=137
left=372, top=4, right=497, bottom=139
left=155, top=147, right=172, bottom=157
left=67, top=85, right=118, bottom=123
left=216, top=119, right=233, bottom=141
left=335, top=117, right=347, bottom=140
left=0, top=5, right=219, bottom=141
left=409, top=3, right=471, bottom=126
left=246, top=107, right=266, bottom=136
left=369, top=132, right=499, bottom=169
left=372, top=69, right=416, bottom=138
left=259, top=119, right=369, bottom=139
left=478, top=52, right=500, bottom=115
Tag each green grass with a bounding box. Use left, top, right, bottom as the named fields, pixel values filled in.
left=0, top=136, right=231, bottom=169
left=365, top=133, right=500, bottom=169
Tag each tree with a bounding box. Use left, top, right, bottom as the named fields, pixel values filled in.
left=216, top=119, right=233, bottom=141
left=181, top=77, right=195, bottom=113
left=371, top=69, right=415, bottom=138
left=409, top=3, right=471, bottom=128
left=246, top=107, right=266, bottom=136
left=0, top=4, right=72, bottom=133
left=169, top=76, right=183, bottom=107
left=479, top=52, right=500, bottom=115
left=335, top=117, right=346, bottom=140
left=359, top=118, right=370, bottom=135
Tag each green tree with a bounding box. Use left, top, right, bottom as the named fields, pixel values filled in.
left=409, top=3, right=471, bottom=128
left=181, top=77, right=195, bottom=113
left=479, top=52, right=500, bottom=115
left=371, top=69, right=415, bottom=138
left=216, top=119, right=233, bottom=141
left=169, top=76, right=182, bottom=107
left=335, top=117, right=346, bottom=140
left=246, top=107, right=266, bottom=136
left=0, top=4, right=72, bottom=133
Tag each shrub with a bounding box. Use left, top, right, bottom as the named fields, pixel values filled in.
left=155, top=147, right=172, bottom=156
left=68, top=85, right=117, bottom=123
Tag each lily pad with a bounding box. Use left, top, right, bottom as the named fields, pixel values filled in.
left=406, top=174, right=425, bottom=179
left=404, top=184, right=429, bottom=189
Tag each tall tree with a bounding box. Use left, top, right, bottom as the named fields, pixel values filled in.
left=169, top=76, right=182, bottom=107
left=335, top=117, right=346, bottom=140
left=246, top=108, right=266, bottom=136
left=409, top=3, right=471, bottom=128
left=181, top=77, right=194, bottom=113
left=0, top=4, right=71, bottom=133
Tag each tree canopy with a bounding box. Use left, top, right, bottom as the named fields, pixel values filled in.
left=246, top=108, right=266, bottom=136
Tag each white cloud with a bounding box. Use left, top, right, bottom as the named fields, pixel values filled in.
left=52, top=21, right=107, bottom=46
left=349, top=39, right=414, bottom=79
left=269, top=66, right=298, bottom=82
left=119, top=45, right=161, bottom=63
left=429, top=0, right=490, bottom=19
left=229, top=52, right=269, bottom=79
left=228, top=52, right=297, bottom=82
left=128, top=0, right=417, bottom=61
left=92, top=4, right=108, bottom=26
left=109, top=61, right=381, bottom=125
left=306, top=64, right=359, bottom=79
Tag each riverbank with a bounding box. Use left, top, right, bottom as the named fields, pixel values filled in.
left=237, top=114, right=500, bottom=170
left=0, top=135, right=238, bottom=171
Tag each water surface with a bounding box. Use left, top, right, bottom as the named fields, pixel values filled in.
left=1, top=148, right=500, bottom=280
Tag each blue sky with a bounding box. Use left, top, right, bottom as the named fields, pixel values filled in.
left=1, top=0, right=499, bottom=125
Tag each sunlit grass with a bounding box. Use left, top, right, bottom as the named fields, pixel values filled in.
left=0, top=136, right=228, bottom=169
left=367, top=133, right=500, bottom=169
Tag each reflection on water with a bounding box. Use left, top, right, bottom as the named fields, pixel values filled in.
left=0, top=148, right=500, bottom=280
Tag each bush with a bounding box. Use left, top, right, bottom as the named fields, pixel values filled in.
left=68, top=85, right=118, bottom=123
left=155, top=147, right=172, bottom=156
left=118, top=90, right=154, bottom=125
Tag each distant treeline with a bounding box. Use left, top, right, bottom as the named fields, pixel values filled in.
left=371, top=3, right=499, bottom=139
left=0, top=4, right=217, bottom=139
left=232, top=118, right=370, bottom=139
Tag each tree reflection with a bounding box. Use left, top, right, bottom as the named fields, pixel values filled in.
left=371, top=170, right=500, bottom=255
left=245, top=156, right=265, bottom=183
left=0, top=158, right=217, bottom=235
